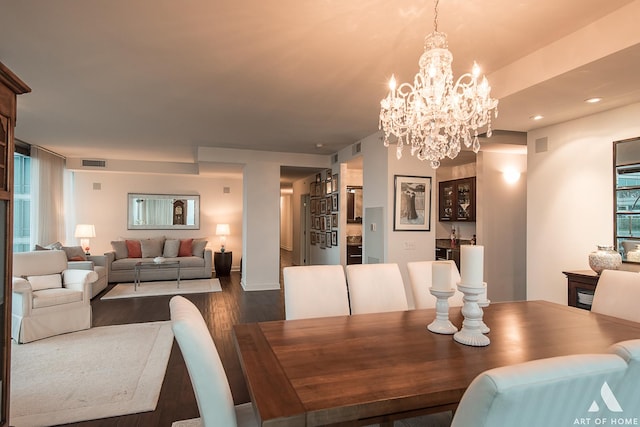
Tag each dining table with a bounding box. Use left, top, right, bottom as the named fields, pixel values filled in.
left=233, top=300, right=640, bottom=427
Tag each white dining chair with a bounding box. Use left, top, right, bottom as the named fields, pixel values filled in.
left=169, top=296, right=258, bottom=427
left=450, top=353, right=627, bottom=427
left=608, top=339, right=640, bottom=410
left=283, top=265, right=350, bottom=320
left=406, top=260, right=464, bottom=309
left=345, top=263, right=408, bottom=315
left=591, top=269, right=640, bottom=322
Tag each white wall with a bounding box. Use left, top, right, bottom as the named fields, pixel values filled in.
left=476, top=151, right=527, bottom=302
left=280, top=193, right=293, bottom=251
left=70, top=170, right=243, bottom=270
left=527, top=102, right=640, bottom=304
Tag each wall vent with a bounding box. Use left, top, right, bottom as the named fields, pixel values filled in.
left=535, top=137, right=548, bottom=153
left=352, top=142, right=362, bottom=155
left=332, top=154, right=339, bottom=164
left=82, top=159, right=106, bottom=167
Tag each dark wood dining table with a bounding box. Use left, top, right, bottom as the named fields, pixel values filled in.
left=233, top=300, right=640, bottom=427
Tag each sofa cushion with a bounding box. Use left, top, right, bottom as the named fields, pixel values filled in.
left=192, top=239, right=208, bottom=257
left=62, top=246, right=87, bottom=261
left=178, top=239, right=193, bottom=257
left=163, top=239, right=180, bottom=257
left=126, top=240, right=142, bottom=258
left=27, top=273, right=62, bottom=291
left=32, top=288, right=83, bottom=309
left=111, top=241, right=128, bottom=259
left=141, top=237, right=164, bottom=258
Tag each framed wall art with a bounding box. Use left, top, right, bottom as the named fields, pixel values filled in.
left=393, top=175, right=432, bottom=231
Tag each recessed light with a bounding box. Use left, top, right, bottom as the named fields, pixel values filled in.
left=530, top=115, right=544, bottom=121
left=585, top=97, right=602, bottom=104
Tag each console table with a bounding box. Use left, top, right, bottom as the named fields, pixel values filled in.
left=563, top=270, right=599, bottom=310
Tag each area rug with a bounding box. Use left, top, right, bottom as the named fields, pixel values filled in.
left=10, top=321, right=174, bottom=427
left=101, top=278, right=222, bottom=300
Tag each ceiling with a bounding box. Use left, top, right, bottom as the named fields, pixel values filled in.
left=1, top=0, right=640, bottom=178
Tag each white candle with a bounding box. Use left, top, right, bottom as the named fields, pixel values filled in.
left=432, top=261, right=452, bottom=291
left=461, top=245, right=484, bottom=287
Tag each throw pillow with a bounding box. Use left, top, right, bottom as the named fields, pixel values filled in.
left=62, top=246, right=87, bottom=261
left=192, top=239, right=208, bottom=257
left=141, top=237, right=164, bottom=258
left=178, top=238, right=193, bottom=257
left=27, top=273, right=63, bottom=291
left=35, top=241, right=63, bottom=251
left=163, top=239, right=180, bottom=257
left=111, top=241, right=128, bottom=259
left=126, top=240, right=142, bottom=258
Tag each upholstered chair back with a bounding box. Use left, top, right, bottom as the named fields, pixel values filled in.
left=451, top=354, right=627, bottom=427
left=591, top=269, right=640, bottom=322
left=169, top=296, right=238, bottom=427
left=345, top=263, right=408, bottom=315
left=407, top=260, right=464, bottom=309
left=284, top=265, right=350, bottom=320
left=13, top=250, right=67, bottom=277
left=609, top=339, right=640, bottom=411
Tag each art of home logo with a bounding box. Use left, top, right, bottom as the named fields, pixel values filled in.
left=573, top=382, right=638, bottom=425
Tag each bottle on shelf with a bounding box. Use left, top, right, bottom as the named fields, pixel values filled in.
left=450, top=227, right=457, bottom=247
left=471, top=234, right=477, bottom=245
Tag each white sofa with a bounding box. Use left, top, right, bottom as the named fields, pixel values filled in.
left=12, top=250, right=96, bottom=343
left=105, top=237, right=213, bottom=283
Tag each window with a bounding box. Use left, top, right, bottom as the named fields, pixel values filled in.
left=14, top=152, right=31, bottom=252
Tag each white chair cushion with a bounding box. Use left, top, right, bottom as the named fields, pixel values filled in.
left=591, top=269, right=640, bottom=322
left=27, top=273, right=62, bottom=291
left=450, top=354, right=627, bottom=427
left=346, top=263, right=408, bottom=314
left=32, top=288, right=83, bottom=309
left=284, top=265, right=350, bottom=320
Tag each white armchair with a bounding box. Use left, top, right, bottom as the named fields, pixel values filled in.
left=12, top=250, right=96, bottom=343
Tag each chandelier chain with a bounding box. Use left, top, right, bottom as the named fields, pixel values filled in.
left=434, top=0, right=439, bottom=32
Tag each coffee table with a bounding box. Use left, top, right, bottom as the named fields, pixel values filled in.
left=133, top=260, right=181, bottom=291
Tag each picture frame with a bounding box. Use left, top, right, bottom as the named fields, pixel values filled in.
left=320, top=198, right=327, bottom=215
left=324, top=215, right=331, bottom=231
left=332, top=213, right=338, bottom=228
left=326, top=196, right=332, bottom=213
left=319, top=232, right=326, bottom=248
left=332, top=174, right=338, bottom=193
left=331, top=230, right=337, bottom=246
left=325, top=231, right=332, bottom=248
left=393, top=175, right=432, bottom=231
left=331, top=193, right=338, bottom=212
left=316, top=173, right=322, bottom=183
left=311, top=232, right=316, bottom=245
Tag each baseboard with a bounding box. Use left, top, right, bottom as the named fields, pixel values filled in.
left=240, top=278, right=281, bottom=291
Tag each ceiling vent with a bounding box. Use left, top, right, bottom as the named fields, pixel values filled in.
left=82, top=159, right=106, bottom=168
left=352, top=142, right=361, bottom=155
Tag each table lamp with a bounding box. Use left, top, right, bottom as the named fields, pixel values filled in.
left=216, top=223, right=230, bottom=252
left=74, top=224, right=96, bottom=255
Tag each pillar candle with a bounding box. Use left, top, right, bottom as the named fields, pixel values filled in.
left=461, top=245, right=484, bottom=287
left=432, top=261, right=452, bottom=291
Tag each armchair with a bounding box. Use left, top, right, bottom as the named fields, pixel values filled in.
left=12, top=250, right=96, bottom=343
left=68, top=255, right=108, bottom=298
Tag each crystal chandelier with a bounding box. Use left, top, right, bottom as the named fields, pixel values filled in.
left=379, top=0, right=499, bottom=169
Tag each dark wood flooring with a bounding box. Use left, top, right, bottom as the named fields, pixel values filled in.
left=63, top=251, right=291, bottom=426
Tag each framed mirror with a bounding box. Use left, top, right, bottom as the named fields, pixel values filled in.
left=614, top=137, right=640, bottom=262
left=346, top=186, right=363, bottom=223
left=128, top=193, right=200, bottom=230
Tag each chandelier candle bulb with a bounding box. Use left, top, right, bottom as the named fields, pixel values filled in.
left=461, top=245, right=484, bottom=287
left=432, top=261, right=452, bottom=291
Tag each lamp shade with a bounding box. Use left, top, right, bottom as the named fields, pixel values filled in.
left=216, top=224, right=230, bottom=236
left=74, top=224, right=96, bottom=238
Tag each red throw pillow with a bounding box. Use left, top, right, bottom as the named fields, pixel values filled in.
left=126, top=240, right=142, bottom=258
left=178, top=239, right=193, bottom=257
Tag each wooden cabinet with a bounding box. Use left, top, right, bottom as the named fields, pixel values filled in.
left=563, top=270, right=599, bottom=310
left=438, top=177, right=476, bottom=221
left=214, top=251, right=232, bottom=276
left=0, top=61, right=30, bottom=427
left=346, top=244, right=362, bottom=265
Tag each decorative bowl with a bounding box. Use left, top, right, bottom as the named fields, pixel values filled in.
left=153, top=256, right=166, bottom=264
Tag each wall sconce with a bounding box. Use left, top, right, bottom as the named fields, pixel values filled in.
left=503, top=168, right=521, bottom=184
left=216, top=223, right=230, bottom=252
left=74, top=224, right=96, bottom=255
